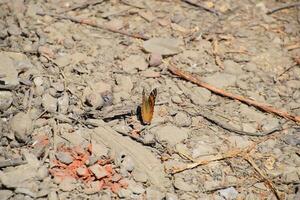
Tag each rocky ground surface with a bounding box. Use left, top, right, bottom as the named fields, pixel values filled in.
left=0, top=0, right=299, bottom=199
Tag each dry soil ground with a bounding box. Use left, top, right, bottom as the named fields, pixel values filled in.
left=0, top=0, right=300, bottom=200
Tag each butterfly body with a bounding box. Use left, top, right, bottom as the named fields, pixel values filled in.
left=141, top=88, right=157, bottom=125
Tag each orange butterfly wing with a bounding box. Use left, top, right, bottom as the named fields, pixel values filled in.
left=141, top=88, right=157, bottom=125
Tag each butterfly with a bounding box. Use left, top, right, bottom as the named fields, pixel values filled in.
left=141, top=88, right=157, bottom=125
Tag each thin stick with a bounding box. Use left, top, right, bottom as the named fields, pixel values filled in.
left=36, top=12, right=149, bottom=40
left=59, top=0, right=106, bottom=13
left=267, top=2, right=300, bottom=15
left=194, top=109, right=282, bottom=136
left=168, top=133, right=277, bottom=174
left=181, top=0, right=220, bottom=16
left=167, top=63, right=300, bottom=123
left=244, top=155, right=282, bottom=200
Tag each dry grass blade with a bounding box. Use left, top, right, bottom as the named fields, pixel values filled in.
left=36, top=12, right=149, bottom=40
left=243, top=155, right=283, bottom=200
left=267, top=2, right=300, bottom=15
left=181, top=0, right=220, bottom=16
left=167, top=62, right=300, bottom=123
left=169, top=148, right=244, bottom=174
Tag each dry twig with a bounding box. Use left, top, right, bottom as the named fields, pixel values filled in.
left=194, top=109, right=282, bottom=136
left=181, top=0, right=220, bottom=16
left=267, top=2, right=300, bottom=15
left=167, top=63, right=300, bottom=123
left=59, top=0, right=106, bottom=13
left=36, top=12, right=149, bottom=40
left=244, top=155, right=282, bottom=200
left=168, top=133, right=285, bottom=199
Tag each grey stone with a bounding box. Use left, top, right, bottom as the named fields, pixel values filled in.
left=286, top=80, right=300, bottom=89
left=242, top=123, right=257, bottom=133
left=0, top=91, right=13, bottom=111
left=122, top=55, right=148, bottom=73
left=174, top=177, right=195, bottom=192
left=58, top=93, right=69, bottom=114
left=84, top=181, right=102, bottom=194
left=283, top=170, right=299, bottom=183
left=203, top=73, right=236, bottom=88
left=146, top=187, right=164, bottom=200
left=76, top=166, right=88, bottom=176
left=121, top=156, right=135, bottom=172
left=129, top=182, right=145, bottom=194
left=149, top=53, right=162, bottom=67
left=223, top=60, right=243, bottom=75
left=7, top=24, right=22, bottom=35
left=0, top=190, right=13, bottom=200
left=15, top=187, right=37, bottom=198
left=89, top=164, right=109, bottom=179
left=228, top=135, right=253, bottom=148
left=0, top=53, right=19, bottom=88
left=191, top=142, right=217, bottom=158
left=42, top=93, right=57, bottom=113
left=132, top=169, right=148, bottom=183
left=0, top=164, right=37, bottom=188
left=48, top=191, right=58, bottom=200
left=115, top=75, right=133, bottom=93
left=153, top=125, right=189, bottom=146
left=165, top=192, right=178, bottom=200
left=117, top=188, right=132, bottom=198
left=59, top=177, right=76, bottom=192
left=37, top=165, right=49, bottom=180
left=239, top=104, right=266, bottom=122
left=262, top=118, right=280, bottom=131
left=171, top=95, right=183, bottom=104
left=54, top=55, right=71, bottom=67
left=33, top=77, right=43, bottom=86
left=174, top=112, right=191, bottom=127
left=55, top=152, right=73, bottom=164
left=203, top=180, right=221, bottom=191
left=190, top=87, right=211, bottom=105
left=218, top=187, right=238, bottom=200
left=85, top=92, right=104, bottom=109
left=10, top=112, right=32, bottom=142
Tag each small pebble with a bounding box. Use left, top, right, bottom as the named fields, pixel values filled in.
left=165, top=192, right=178, bottom=200
left=84, top=181, right=102, bottom=194
left=0, top=190, right=13, bottom=200
left=33, top=77, right=43, bottom=87
left=0, top=91, right=13, bottom=111
left=63, top=38, right=75, bottom=49
left=174, top=177, right=195, bottom=192
left=130, top=183, right=145, bottom=194
left=117, top=188, right=132, bottom=198
left=37, top=165, right=49, bottom=180
left=146, top=187, right=165, bottom=200
left=59, top=177, right=76, bottom=192
left=218, top=187, right=238, bottom=200
left=174, top=112, right=191, bottom=127
left=85, top=92, right=104, bottom=109
left=55, top=152, right=74, bottom=165
left=132, top=169, right=148, bottom=183
left=10, top=112, right=32, bottom=142
left=148, top=53, right=162, bottom=67
left=121, top=156, right=135, bottom=172
left=42, top=93, right=57, bottom=113
left=76, top=166, right=88, bottom=176
left=7, top=24, right=22, bottom=36
left=52, top=82, right=64, bottom=92
left=89, top=164, right=109, bottom=179
left=171, top=95, right=182, bottom=104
